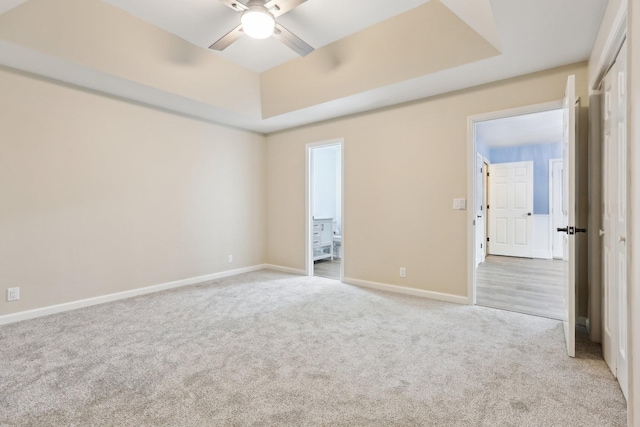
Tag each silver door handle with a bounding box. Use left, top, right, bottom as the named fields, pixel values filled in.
left=599, top=229, right=605, bottom=237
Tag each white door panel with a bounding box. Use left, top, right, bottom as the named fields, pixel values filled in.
left=514, top=219, right=527, bottom=245
left=601, top=42, right=628, bottom=399
left=496, top=219, right=507, bottom=243
left=551, top=159, right=565, bottom=259
left=488, top=161, right=533, bottom=258
left=615, top=43, right=628, bottom=399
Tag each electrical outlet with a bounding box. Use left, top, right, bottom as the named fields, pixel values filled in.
left=399, top=268, right=406, bottom=278
left=7, top=287, right=20, bottom=302
left=227, top=254, right=233, bottom=263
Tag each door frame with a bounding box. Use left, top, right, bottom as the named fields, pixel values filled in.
left=475, top=153, right=487, bottom=266
left=629, top=0, right=639, bottom=421
left=306, top=139, right=344, bottom=280
left=466, top=100, right=563, bottom=305
left=483, top=160, right=490, bottom=258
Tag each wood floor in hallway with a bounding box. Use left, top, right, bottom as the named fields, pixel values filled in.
left=476, top=255, right=565, bottom=320
left=313, top=259, right=341, bottom=280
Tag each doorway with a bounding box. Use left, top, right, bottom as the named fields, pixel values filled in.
left=470, top=104, right=567, bottom=320
left=306, top=140, right=344, bottom=280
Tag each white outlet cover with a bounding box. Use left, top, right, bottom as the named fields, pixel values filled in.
left=7, top=287, right=20, bottom=301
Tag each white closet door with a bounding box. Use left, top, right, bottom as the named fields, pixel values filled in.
left=614, top=43, right=628, bottom=399
left=602, top=43, right=628, bottom=399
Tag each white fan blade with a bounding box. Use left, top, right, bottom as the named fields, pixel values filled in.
left=273, top=22, right=314, bottom=56
left=209, top=24, right=244, bottom=51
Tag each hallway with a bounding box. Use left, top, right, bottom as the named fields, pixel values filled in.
left=476, top=255, right=565, bottom=320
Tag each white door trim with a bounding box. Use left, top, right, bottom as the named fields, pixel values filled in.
left=467, top=100, right=563, bottom=306
left=305, top=139, right=345, bottom=280
left=628, top=1, right=639, bottom=420
left=475, top=153, right=487, bottom=266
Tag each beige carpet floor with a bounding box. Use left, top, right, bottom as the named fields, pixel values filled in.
left=0, top=270, right=627, bottom=426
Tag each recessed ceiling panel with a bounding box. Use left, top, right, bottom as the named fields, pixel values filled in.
left=0, top=0, right=27, bottom=15
left=260, top=0, right=501, bottom=118
left=101, top=0, right=430, bottom=72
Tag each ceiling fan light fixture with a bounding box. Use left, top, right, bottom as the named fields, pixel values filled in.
left=241, top=5, right=275, bottom=39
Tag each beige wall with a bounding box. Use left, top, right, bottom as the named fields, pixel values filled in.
left=266, top=62, right=589, bottom=299
left=0, top=0, right=261, bottom=118
left=0, top=67, right=266, bottom=316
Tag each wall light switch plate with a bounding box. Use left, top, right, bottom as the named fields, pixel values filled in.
left=227, top=254, right=233, bottom=263
left=7, top=287, right=19, bottom=302
left=453, top=198, right=467, bottom=210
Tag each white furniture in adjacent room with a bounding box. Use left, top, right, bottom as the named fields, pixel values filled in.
left=313, top=218, right=333, bottom=261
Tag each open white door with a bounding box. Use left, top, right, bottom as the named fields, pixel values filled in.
left=558, top=75, right=576, bottom=358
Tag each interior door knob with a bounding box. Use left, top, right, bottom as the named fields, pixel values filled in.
left=557, top=227, right=568, bottom=233
left=527, top=212, right=532, bottom=216
left=619, top=236, right=626, bottom=243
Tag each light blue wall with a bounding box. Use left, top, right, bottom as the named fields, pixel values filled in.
left=489, top=143, right=562, bottom=215
left=476, top=138, right=491, bottom=160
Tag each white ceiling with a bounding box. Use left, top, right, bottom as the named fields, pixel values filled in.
left=0, top=0, right=607, bottom=133
left=476, top=109, right=564, bottom=148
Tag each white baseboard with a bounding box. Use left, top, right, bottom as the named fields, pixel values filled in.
left=264, top=264, right=306, bottom=275
left=0, top=264, right=266, bottom=326
left=343, top=277, right=469, bottom=305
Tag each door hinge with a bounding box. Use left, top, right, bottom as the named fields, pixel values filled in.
left=487, top=237, right=490, bottom=242
left=487, top=205, right=490, bottom=209
left=480, top=243, right=483, bottom=249
left=487, top=172, right=490, bottom=177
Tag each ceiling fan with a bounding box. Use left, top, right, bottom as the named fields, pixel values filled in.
left=209, top=0, right=314, bottom=57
